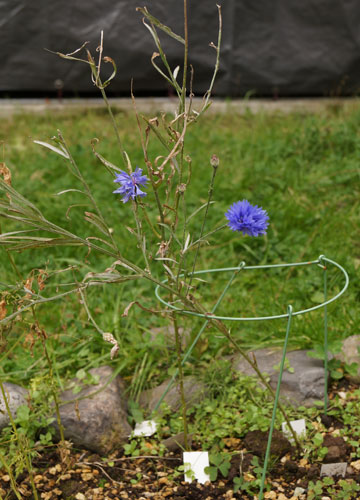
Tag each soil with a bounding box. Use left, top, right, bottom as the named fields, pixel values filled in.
left=1, top=378, right=360, bottom=500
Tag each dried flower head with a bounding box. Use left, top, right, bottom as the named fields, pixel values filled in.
left=113, top=167, right=148, bottom=203
left=225, top=199, right=269, bottom=236
left=156, top=241, right=169, bottom=258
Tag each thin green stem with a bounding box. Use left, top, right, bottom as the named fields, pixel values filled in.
left=133, top=200, right=151, bottom=272
left=172, top=312, right=189, bottom=450
left=98, top=85, right=127, bottom=169
left=131, top=91, right=166, bottom=241
left=0, top=381, right=39, bottom=500
left=180, top=0, right=189, bottom=116
left=4, top=249, right=65, bottom=450
left=185, top=299, right=302, bottom=451
left=139, top=202, right=161, bottom=239
left=196, top=4, right=222, bottom=120
left=323, top=265, right=328, bottom=414
left=0, top=330, right=26, bottom=366
left=0, top=453, right=22, bottom=500
left=169, top=0, right=189, bottom=254
left=4, top=248, right=22, bottom=281
left=40, top=337, right=65, bottom=444
left=188, top=160, right=218, bottom=288
left=187, top=223, right=227, bottom=251
left=58, top=132, right=119, bottom=252
left=259, top=306, right=293, bottom=500
left=153, top=262, right=245, bottom=414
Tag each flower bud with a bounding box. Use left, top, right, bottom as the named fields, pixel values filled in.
left=210, top=154, right=219, bottom=168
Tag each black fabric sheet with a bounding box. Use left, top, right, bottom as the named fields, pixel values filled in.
left=1, top=0, right=360, bottom=96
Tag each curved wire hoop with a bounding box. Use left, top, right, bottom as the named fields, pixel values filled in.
left=155, top=255, right=349, bottom=321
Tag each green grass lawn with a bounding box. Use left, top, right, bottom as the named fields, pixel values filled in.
left=0, top=104, right=359, bottom=388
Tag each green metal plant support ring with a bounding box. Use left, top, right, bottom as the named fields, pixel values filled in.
left=154, top=255, right=349, bottom=321
left=154, top=255, right=348, bottom=500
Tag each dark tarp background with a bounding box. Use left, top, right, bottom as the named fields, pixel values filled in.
left=1, top=0, right=360, bottom=97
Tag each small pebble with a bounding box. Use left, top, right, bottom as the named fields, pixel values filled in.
left=351, top=459, right=360, bottom=471
left=75, top=494, right=86, bottom=500
left=81, top=473, right=93, bottom=481
left=264, top=492, right=277, bottom=499
left=293, top=487, right=306, bottom=497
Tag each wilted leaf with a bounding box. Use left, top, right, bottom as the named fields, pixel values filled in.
left=37, top=270, right=48, bottom=291
left=0, top=163, right=11, bottom=185
left=0, top=299, right=6, bottom=320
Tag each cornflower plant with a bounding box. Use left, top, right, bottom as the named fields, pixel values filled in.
left=0, top=0, right=300, bottom=472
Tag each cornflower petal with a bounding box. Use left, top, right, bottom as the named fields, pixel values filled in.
left=113, top=167, right=148, bottom=203
left=225, top=199, right=269, bottom=236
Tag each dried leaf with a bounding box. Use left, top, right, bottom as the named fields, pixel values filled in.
left=102, top=56, right=117, bottom=88
left=0, top=299, right=6, bottom=320
left=123, top=301, right=162, bottom=317
left=122, top=301, right=135, bottom=317
left=24, top=276, right=34, bottom=299
left=37, top=269, right=48, bottom=291
left=102, top=331, right=119, bottom=359
left=0, top=163, right=11, bottom=185
left=24, top=331, right=36, bottom=355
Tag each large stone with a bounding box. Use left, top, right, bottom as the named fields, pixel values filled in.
left=53, top=366, right=131, bottom=455
left=0, top=382, right=27, bottom=431
left=139, top=376, right=208, bottom=414
left=232, top=349, right=326, bottom=406
left=335, top=335, right=360, bottom=383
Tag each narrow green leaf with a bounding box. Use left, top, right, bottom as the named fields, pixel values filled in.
left=33, top=140, right=69, bottom=159
left=136, top=7, right=185, bottom=45
left=187, top=201, right=215, bottom=222
left=84, top=211, right=111, bottom=237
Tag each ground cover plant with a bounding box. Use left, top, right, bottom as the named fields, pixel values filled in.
left=1, top=2, right=360, bottom=499
left=1, top=101, right=360, bottom=499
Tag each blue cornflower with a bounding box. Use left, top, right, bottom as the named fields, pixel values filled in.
left=113, top=167, right=148, bottom=203
left=225, top=200, right=269, bottom=236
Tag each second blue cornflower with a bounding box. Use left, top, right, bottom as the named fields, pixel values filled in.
left=225, top=199, right=269, bottom=236
left=113, top=167, right=148, bottom=203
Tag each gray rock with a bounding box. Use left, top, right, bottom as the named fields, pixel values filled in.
left=232, top=349, right=326, bottom=406
left=139, top=376, right=208, bottom=414
left=53, top=366, right=131, bottom=455
left=299, top=369, right=325, bottom=399
left=0, top=382, right=27, bottom=431
left=335, top=335, right=360, bottom=383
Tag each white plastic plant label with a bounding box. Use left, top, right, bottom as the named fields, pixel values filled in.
left=320, top=462, right=347, bottom=478
left=132, top=420, right=158, bottom=437
left=183, top=451, right=210, bottom=484
left=282, top=418, right=306, bottom=442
